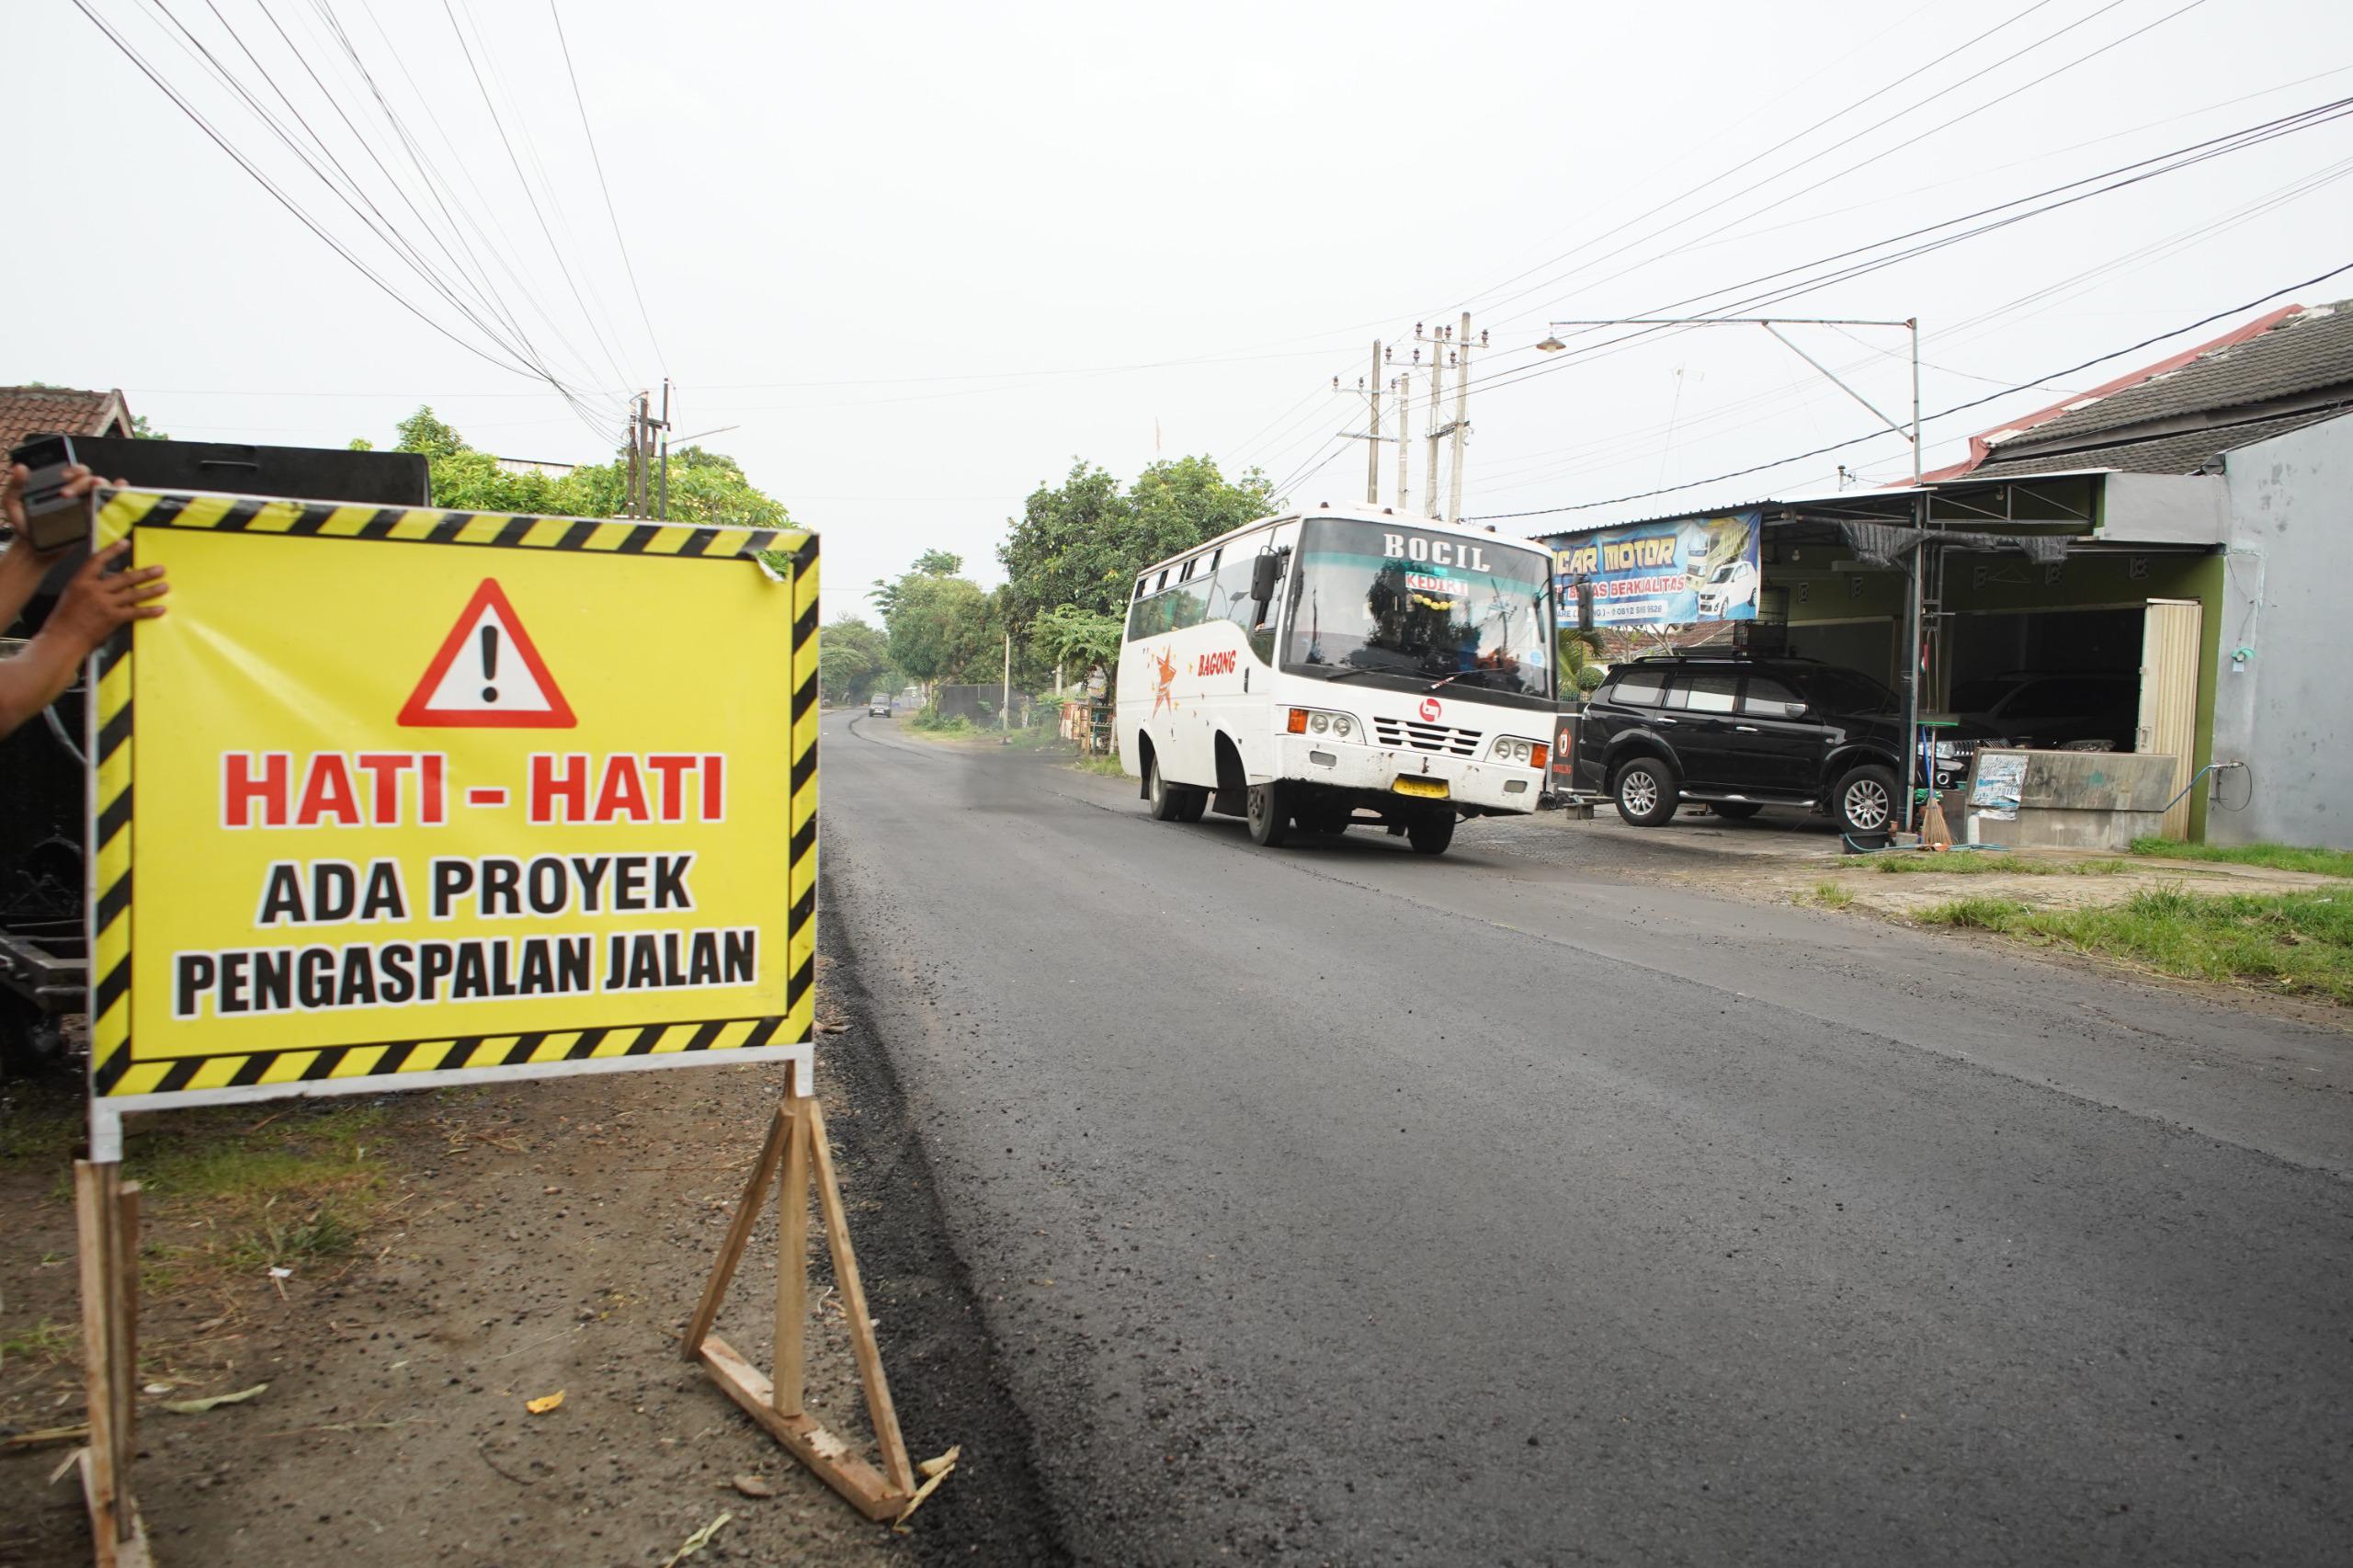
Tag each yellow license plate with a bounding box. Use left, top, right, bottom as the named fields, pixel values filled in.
left=1392, top=776, right=1450, bottom=800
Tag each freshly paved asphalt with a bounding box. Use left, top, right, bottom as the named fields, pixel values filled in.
left=821, top=711, right=2353, bottom=1567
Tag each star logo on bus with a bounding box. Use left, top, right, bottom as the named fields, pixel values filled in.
left=1150, top=646, right=1181, bottom=717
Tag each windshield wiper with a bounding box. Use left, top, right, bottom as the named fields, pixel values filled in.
left=1319, top=666, right=1389, bottom=683
left=1427, top=669, right=1486, bottom=693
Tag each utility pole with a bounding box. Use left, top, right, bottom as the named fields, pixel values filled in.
left=1448, top=311, right=1475, bottom=523
left=657, top=378, right=673, bottom=521
left=623, top=397, right=641, bottom=517
left=1001, top=630, right=1012, bottom=733
left=1330, top=347, right=1395, bottom=506
left=1419, top=324, right=1444, bottom=520
left=1393, top=371, right=1410, bottom=515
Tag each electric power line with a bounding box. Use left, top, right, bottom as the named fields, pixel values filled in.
left=1464, top=258, right=2353, bottom=522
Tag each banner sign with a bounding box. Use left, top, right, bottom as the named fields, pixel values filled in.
left=1543, top=511, right=1761, bottom=629
left=85, top=489, right=818, bottom=1112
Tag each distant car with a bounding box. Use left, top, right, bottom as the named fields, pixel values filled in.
left=1931, top=672, right=2137, bottom=791
left=866, top=696, right=892, bottom=718
left=1571, top=653, right=1907, bottom=836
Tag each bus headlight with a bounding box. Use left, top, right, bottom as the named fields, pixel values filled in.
left=1489, top=736, right=1547, bottom=767
left=1289, top=708, right=1365, bottom=741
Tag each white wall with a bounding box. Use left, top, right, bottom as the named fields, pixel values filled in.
left=2213, top=412, right=2353, bottom=848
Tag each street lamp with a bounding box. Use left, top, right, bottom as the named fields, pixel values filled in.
left=1535, top=334, right=1566, bottom=352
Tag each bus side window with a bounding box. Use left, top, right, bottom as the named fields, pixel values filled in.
left=1127, top=578, right=1158, bottom=641
left=1165, top=576, right=1208, bottom=632
left=1213, top=552, right=1260, bottom=631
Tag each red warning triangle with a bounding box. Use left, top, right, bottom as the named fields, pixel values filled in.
left=397, top=578, right=576, bottom=729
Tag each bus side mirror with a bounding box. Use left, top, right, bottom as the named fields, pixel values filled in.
left=1250, top=550, right=1283, bottom=607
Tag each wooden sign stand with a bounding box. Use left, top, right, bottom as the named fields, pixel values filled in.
left=73, top=1158, right=153, bottom=1568
left=683, top=1062, right=916, bottom=1520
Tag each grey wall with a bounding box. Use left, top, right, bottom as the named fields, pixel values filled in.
left=2212, top=411, right=2353, bottom=848
left=2098, top=472, right=2229, bottom=546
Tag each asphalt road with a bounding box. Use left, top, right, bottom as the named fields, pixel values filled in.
left=821, top=711, right=2353, bottom=1568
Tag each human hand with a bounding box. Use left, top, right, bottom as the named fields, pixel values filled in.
left=4, top=462, right=120, bottom=557
left=45, top=540, right=168, bottom=651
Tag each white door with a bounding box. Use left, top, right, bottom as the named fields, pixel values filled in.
left=2136, top=597, right=2203, bottom=841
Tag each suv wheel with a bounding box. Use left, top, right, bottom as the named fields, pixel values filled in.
left=1612, top=758, right=1677, bottom=827
left=1833, top=764, right=1899, bottom=835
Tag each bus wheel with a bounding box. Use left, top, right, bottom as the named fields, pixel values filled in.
left=1245, top=782, right=1292, bottom=846
left=1146, top=755, right=1187, bottom=822
left=1406, top=812, right=1455, bottom=856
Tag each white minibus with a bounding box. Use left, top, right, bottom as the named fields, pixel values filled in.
left=1115, top=503, right=1557, bottom=856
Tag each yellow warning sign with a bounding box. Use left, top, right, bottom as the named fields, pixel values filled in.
left=85, top=490, right=818, bottom=1109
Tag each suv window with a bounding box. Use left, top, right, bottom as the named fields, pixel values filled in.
left=1672, top=672, right=1739, bottom=713
left=1741, top=675, right=1806, bottom=720
left=1607, top=669, right=1667, bottom=707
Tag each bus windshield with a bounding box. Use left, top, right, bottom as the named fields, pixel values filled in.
left=1283, top=518, right=1553, bottom=700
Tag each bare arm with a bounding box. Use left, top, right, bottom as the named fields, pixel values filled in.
left=0, top=540, right=168, bottom=740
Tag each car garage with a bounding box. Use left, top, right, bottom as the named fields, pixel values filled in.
left=1542, top=468, right=2224, bottom=841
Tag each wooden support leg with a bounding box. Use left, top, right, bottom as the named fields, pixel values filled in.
left=74, top=1164, right=150, bottom=1567
left=688, top=1065, right=921, bottom=1522
left=806, top=1097, right=915, bottom=1496
left=112, top=1182, right=140, bottom=1494
left=773, top=1096, right=811, bottom=1417
left=73, top=1163, right=121, bottom=1562
left=683, top=1093, right=791, bottom=1360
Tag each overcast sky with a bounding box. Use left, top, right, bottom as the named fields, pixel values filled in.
left=19, top=0, right=2353, bottom=615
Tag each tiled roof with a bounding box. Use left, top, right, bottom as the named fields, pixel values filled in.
left=1986, top=301, right=2353, bottom=457
left=1972, top=405, right=2351, bottom=479
left=0, top=386, right=132, bottom=451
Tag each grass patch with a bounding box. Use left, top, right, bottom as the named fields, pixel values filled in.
left=1802, top=880, right=1855, bottom=910
left=2129, top=836, right=2353, bottom=879
left=1871, top=852, right=2121, bottom=876
left=907, top=706, right=985, bottom=738
left=1915, top=884, right=2353, bottom=1002
left=1074, top=754, right=1126, bottom=778
left=227, top=1206, right=362, bottom=1273
left=120, top=1100, right=392, bottom=1298
left=1914, top=894, right=2033, bottom=929
left=0, top=1318, right=75, bottom=1372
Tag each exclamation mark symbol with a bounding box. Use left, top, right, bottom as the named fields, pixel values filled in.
left=480, top=623, right=500, bottom=703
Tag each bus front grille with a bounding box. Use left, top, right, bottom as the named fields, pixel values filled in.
left=1373, top=718, right=1481, bottom=757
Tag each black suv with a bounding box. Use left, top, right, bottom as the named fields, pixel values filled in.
left=1571, top=654, right=1905, bottom=835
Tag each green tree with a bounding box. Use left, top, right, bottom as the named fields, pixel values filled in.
left=886, top=572, right=995, bottom=690
left=819, top=616, right=897, bottom=704
left=386, top=404, right=788, bottom=528
left=395, top=406, right=466, bottom=460
left=1031, top=604, right=1121, bottom=682
left=131, top=414, right=169, bottom=441
left=997, top=455, right=1273, bottom=627
left=1558, top=626, right=1608, bottom=700
left=870, top=548, right=963, bottom=622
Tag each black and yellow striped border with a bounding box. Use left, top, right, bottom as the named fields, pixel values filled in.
left=85, top=488, right=818, bottom=1107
